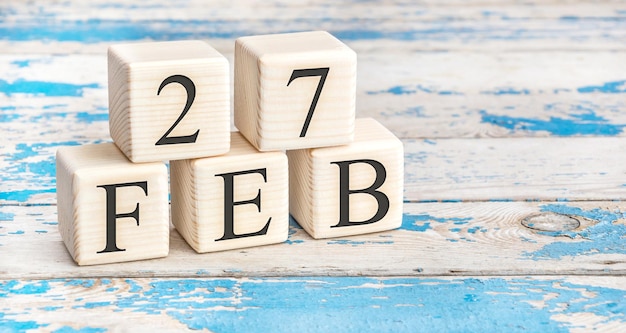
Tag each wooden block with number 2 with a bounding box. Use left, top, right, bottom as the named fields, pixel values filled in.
left=108, top=40, right=230, bottom=163
left=234, top=31, right=356, bottom=151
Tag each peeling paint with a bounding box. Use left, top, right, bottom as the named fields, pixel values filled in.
left=402, top=213, right=472, bottom=233
left=480, top=110, right=626, bottom=136
left=0, top=79, right=100, bottom=97
left=578, top=80, right=626, bottom=94
left=1, top=277, right=624, bottom=332
left=367, top=85, right=462, bottom=96
left=524, top=204, right=626, bottom=260
left=326, top=239, right=394, bottom=246
left=481, top=87, right=530, bottom=95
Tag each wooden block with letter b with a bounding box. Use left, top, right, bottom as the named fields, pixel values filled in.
left=108, top=40, right=230, bottom=163
left=288, top=118, right=404, bottom=239
left=234, top=31, right=356, bottom=151
left=170, top=132, right=289, bottom=253
left=56, top=143, right=169, bottom=266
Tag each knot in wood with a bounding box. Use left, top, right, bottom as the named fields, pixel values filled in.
left=521, top=212, right=580, bottom=232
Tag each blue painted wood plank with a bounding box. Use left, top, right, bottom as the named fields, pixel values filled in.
left=1, top=277, right=624, bottom=332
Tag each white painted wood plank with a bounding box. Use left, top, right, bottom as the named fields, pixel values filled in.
left=404, top=137, right=626, bottom=202
left=1, top=1, right=624, bottom=53
left=1, top=201, right=624, bottom=279
left=1, top=52, right=624, bottom=205
left=358, top=51, right=626, bottom=139
left=4, top=135, right=626, bottom=205
left=2, top=50, right=624, bottom=145
left=6, top=0, right=626, bottom=21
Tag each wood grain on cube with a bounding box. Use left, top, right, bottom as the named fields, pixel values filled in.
left=234, top=31, right=356, bottom=151
left=55, top=143, right=169, bottom=266
left=288, top=118, right=404, bottom=239
left=170, top=132, right=289, bottom=253
left=108, top=40, right=230, bottom=163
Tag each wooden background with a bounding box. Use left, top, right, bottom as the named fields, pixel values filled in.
left=1, top=0, right=625, bottom=331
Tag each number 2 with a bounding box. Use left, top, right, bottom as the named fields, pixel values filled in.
left=287, top=67, right=329, bottom=137
left=155, top=74, right=199, bottom=146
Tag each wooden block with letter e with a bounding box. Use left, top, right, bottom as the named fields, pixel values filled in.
left=56, top=143, right=169, bottom=266
left=234, top=30, right=356, bottom=151
left=108, top=40, right=230, bottom=163
left=170, top=132, right=289, bottom=253
left=288, top=118, right=404, bottom=239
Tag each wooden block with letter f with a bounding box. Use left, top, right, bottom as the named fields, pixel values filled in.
left=170, top=132, right=289, bottom=253
left=108, top=40, right=230, bottom=162
left=56, top=143, right=169, bottom=266
left=234, top=31, right=356, bottom=151
left=288, top=118, right=404, bottom=239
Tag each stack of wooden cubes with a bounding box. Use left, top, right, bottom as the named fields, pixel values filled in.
left=56, top=31, right=404, bottom=266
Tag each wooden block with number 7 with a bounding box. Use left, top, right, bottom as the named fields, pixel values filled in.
left=234, top=31, right=356, bottom=151
left=108, top=40, right=230, bottom=163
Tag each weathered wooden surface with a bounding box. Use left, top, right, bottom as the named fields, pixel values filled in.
left=1, top=201, right=626, bottom=279
left=2, top=276, right=625, bottom=332
left=405, top=137, right=626, bottom=202
left=1, top=0, right=625, bottom=331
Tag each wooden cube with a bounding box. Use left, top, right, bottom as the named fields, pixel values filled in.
left=288, top=118, right=404, bottom=239
left=234, top=31, right=356, bottom=151
left=170, top=132, right=289, bottom=253
left=56, top=143, right=169, bottom=265
left=108, top=40, right=230, bottom=163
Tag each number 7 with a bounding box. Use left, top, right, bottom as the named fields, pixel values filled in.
left=287, top=67, right=329, bottom=137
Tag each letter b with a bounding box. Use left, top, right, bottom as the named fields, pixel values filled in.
left=288, top=118, right=404, bottom=239
left=330, top=159, right=390, bottom=228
